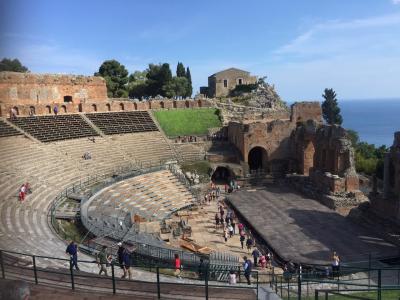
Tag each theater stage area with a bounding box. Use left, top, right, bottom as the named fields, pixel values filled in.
left=227, top=185, right=398, bottom=265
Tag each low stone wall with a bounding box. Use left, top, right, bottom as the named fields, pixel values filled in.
left=0, top=99, right=213, bottom=117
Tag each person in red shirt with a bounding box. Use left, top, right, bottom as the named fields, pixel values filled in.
left=174, top=254, right=181, bottom=278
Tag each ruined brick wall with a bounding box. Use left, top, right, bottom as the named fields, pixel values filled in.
left=292, top=122, right=359, bottom=193
left=290, top=102, right=322, bottom=123
left=0, top=72, right=107, bottom=105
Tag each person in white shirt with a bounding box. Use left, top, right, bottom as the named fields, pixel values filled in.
left=228, top=270, right=237, bottom=285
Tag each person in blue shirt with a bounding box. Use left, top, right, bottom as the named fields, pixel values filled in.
left=243, top=256, right=252, bottom=285
left=65, top=241, right=79, bottom=271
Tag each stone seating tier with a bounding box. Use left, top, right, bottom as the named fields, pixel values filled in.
left=9, top=115, right=98, bottom=142
left=86, top=111, right=158, bottom=135
left=85, top=170, right=195, bottom=225
left=0, top=118, right=22, bottom=137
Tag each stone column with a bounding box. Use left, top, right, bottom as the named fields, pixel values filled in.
left=383, top=152, right=391, bottom=199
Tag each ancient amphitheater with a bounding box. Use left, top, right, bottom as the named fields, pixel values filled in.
left=0, top=72, right=399, bottom=300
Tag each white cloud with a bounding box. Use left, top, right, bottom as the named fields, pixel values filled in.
left=392, top=0, right=400, bottom=4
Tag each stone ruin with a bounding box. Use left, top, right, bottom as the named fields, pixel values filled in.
left=246, top=78, right=288, bottom=110
left=289, top=120, right=363, bottom=209
left=369, top=131, right=400, bottom=222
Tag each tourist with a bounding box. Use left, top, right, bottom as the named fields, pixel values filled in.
left=228, top=223, right=234, bottom=238
left=122, top=247, right=132, bottom=280
left=240, top=234, right=245, bottom=249
left=18, top=184, right=26, bottom=202
left=65, top=240, right=80, bottom=271
left=53, top=105, right=58, bottom=116
left=223, top=227, right=228, bottom=242
left=174, top=253, right=181, bottom=278
left=216, top=186, right=220, bottom=197
left=215, top=213, right=220, bottom=229
left=228, top=270, right=237, bottom=285
left=331, top=251, right=340, bottom=278
left=266, top=252, right=272, bottom=268
left=10, top=107, right=17, bottom=119
left=97, top=245, right=110, bottom=276
left=243, top=256, right=252, bottom=285
left=259, top=254, right=267, bottom=269
left=238, top=223, right=244, bottom=232
left=251, top=248, right=260, bottom=267
left=117, top=242, right=125, bottom=272
left=246, top=236, right=253, bottom=253
left=198, top=258, right=206, bottom=280
left=231, top=219, right=236, bottom=234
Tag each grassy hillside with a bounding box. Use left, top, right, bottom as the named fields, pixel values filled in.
left=153, top=108, right=222, bottom=137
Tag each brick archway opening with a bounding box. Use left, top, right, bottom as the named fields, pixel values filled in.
left=248, top=146, right=268, bottom=172
left=211, top=166, right=234, bottom=184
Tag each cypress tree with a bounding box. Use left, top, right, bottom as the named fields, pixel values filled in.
left=185, top=67, right=193, bottom=98
left=176, top=62, right=186, bottom=77
left=321, top=88, right=343, bottom=125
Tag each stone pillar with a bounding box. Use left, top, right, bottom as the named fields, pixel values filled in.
left=372, top=175, right=378, bottom=195
left=383, top=152, right=391, bottom=199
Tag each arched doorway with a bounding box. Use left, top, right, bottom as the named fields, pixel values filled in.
left=106, top=103, right=111, bottom=111
left=46, top=105, right=51, bottom=114
left=29, top=106, right=35, bottom=116
left=211, top=166, right=233, bottom=184
left=160, top=101, right=165, bottom=109
left=92, top=104, right=97, bottom=112
left=61, top=105, right=67, bottom=113
left=64, top=95, right=73, bottom=103
left=248, top=146, right=268, bottom=171
left=119, top=103, right=124, bottom=111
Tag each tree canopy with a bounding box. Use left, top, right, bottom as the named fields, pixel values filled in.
left=95, top=60, right=193, bottom=99
left=0, top=58, right=29, bottom=72
left=95, top=60, right=129, bottom=98
left=176, top=62, right=186, bottom=77
left=321, top=88, right=343, bottom=125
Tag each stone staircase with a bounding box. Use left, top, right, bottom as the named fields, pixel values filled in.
left=172, top=142, right=206, bottom=162
left=0, top=118, right=22, bottom=137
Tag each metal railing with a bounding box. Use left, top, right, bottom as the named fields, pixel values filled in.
left=267, top=264, right=400, bottom=300
left=0, top=249, right=258, bottom=300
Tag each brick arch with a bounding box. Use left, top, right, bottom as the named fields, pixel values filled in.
left=61, top=105, right=67, bottom=113
left=106, top=103, right=111, bottom=111
left=119, top=102, right=124, bottom=111
left=247, top=145, right=269, bottom=172
left=46, top=105, right=51, bottom=114
left=92, top=104, right=97, bottom=112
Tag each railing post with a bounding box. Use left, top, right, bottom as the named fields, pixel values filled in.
left=297, top=273, right=302, bottom=300
left=377, top=269, right=381, bottom=300
left=69, top=260, right=75, bottom=290
left=368, top=253, right=371, bottom=290
left=315, top=290, right=318, bottom=300
left=32, top=255, right=38, bottom=284
left=111, top=263, right=116, bottom=294
left=156, top=266, right=161, bottom=299
left=205, top=266, right=209, bottom=300
left=0, top=250, right=5, bottom=279
left=256, top=271, right=259, bottom=299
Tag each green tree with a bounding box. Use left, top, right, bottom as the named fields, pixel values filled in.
left=127, top=70, right=148, bottom=99
left=322, top=88, right=343, bottom=125
left=163, top=76, right=189, bottom=98
left=0, top=58, right=29, bottom=72
left=146, top=63, right=172, bottom=97
left=176, top=62, right=186, bottom=77
left=347, top=129, right=359, bottom=148
left=95, top=60, right=129, bottom=97
left=185, top=67, right=192, bottom=98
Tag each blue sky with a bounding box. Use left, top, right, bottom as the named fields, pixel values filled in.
left=1, top=0, right=400, bottom=101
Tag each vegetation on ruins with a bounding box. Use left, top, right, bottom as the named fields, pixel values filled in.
left=0, top=58, right=29, bottom=72
left=95, top=60, right=129, bottom=98
left=153, top=108, right=222, bottom=137
left=347, top=129, right=387, bottom=178
left=322, top=88, right=343, bottom=125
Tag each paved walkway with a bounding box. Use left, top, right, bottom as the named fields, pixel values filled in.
left=227, top=185, right=398, bottom=265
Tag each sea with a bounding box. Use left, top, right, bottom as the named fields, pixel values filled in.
left=287, top=99, right=400, bottom=147
left=340, top=99, right=400, bottom=147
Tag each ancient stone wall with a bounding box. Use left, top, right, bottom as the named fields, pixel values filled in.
left=292, top=122, right=359, bottom=193
left=0, top=98, right=212, bottom=117
left=290, top=101, right=322, bottom=123
left=0, top=72, right=107, bottom=105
